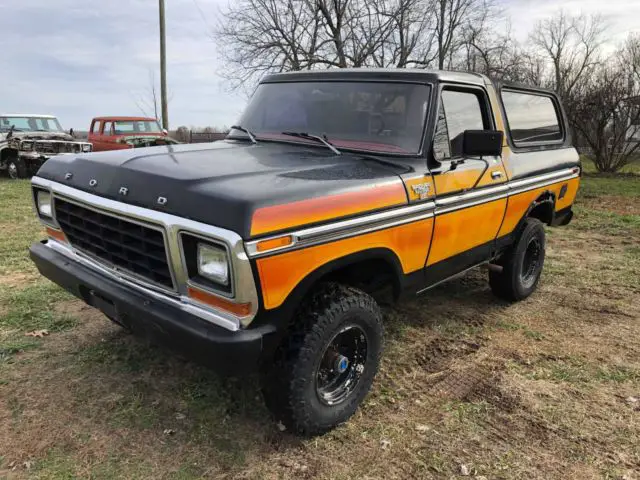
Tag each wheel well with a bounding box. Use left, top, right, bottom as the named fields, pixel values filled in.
left=527, top=192, right=555, bottom=226
left=0, top=147, right=17, bottom=166
left=274, top=249, right=404, bottom=322
left=321, top=257, right=400, bottom=303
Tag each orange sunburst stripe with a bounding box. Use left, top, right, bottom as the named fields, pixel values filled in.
left=250, top=181, right=408, bottom=236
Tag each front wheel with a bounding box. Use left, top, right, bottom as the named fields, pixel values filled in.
left=489, top=217, right=546, bottom=301
left=262, top=283, right=383, bottom=436
left=7, top=158, right=28, bottom=179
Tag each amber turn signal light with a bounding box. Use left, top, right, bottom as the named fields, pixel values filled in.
left=187, top=286, right=252, bottom=316
left=256, top=235, right=293, bottom=252
left=46, top=226, right=67, bottom=243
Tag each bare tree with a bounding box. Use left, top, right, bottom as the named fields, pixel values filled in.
left=216, top=0, right=497, bottom=89
left=175, top=125, right=191, bottom=143
left=572, top=35, right=640, bottom=172
left=530, top=11, right=606, bottom=99
left=432, top=0, right=495, bottom=69
left=133, top=71, right=159, bottom=119
left=458, top=18, right=527, bottom=80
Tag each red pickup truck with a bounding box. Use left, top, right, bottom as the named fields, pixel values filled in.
left=88, top=116, right=179, bottom=152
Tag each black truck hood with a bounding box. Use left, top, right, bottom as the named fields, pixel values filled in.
left=37, top=141, right=409, bottom=238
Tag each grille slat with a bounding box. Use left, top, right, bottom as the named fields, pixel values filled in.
left=54, top=198, right=174, bottom=289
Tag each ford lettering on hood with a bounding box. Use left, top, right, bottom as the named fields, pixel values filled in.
left=35, top=140, right=408, bottom=238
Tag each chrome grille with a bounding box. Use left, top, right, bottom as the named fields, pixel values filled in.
left=54, top=198, right=174, bottom=290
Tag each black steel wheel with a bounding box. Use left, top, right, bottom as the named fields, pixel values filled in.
left=490, top=217, right=546, bottom=301
left=262, top=283, right=383, bottom=436
left=316, top=324, right=368, bottom=406
left=520, top=236, right=543, bottom=289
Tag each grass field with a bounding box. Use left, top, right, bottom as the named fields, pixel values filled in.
left=0, top=170, right=639, bottom=479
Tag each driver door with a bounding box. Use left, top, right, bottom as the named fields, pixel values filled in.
left=425, top=86, right=508, bottom=278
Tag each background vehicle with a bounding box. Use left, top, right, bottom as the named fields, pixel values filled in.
left=0, top=114, right=92, bottom=179
left=29, top=69, right=580, bottom=436
left=88, top=116, right=179, bottom=151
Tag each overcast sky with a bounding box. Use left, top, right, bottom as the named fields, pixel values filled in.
left=1, top=0, right=638, bottom=130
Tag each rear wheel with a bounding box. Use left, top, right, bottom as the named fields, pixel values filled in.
left=490, top=217, right=546, bottom=301
left=262, top=283, right=383, bottom=436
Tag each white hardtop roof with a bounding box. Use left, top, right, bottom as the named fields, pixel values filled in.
left=0, top=114, right=58, bottom=118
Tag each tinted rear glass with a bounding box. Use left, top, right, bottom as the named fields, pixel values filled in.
left=502, top=90, right=563, bottom=145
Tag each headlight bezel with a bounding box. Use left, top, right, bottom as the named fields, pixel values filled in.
left=180, top=232, right=233, bottom=296
left=82, top=144, right=92, bottom=153
left=21, top=141, right=34, bottom=151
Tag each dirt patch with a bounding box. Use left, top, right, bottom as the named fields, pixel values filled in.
left=53, top=299, right=102, bottom=320
left=0, top=272, right=39, bottom=288
left=415, top=337, right=481, bottom=373
left=462, top=374, right=521, bottom=413
left=582, top=195, right=640, bottom=215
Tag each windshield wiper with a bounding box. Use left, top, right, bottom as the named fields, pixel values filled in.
left=281, top=131, right=341, bottom=156
left=230, top=125, right=257, bottom=144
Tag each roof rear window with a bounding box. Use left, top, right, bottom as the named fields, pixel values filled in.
left=501, top=90, right=563, bottom=146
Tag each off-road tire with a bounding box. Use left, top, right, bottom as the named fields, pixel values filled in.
left=489, top=217, right=546, bottom=301
left=262, top=283, right=383, bottom=436
left=7, top=157, right=28, bottom=179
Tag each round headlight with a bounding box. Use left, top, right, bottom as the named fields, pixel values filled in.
left=197, top=243, right=229, bottom=286
left=37, top=190, right=52, bottom=218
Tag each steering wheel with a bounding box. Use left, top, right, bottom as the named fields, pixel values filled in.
left=369, top=112, right=386, bottom=135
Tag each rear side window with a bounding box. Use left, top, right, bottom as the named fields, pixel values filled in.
left=502, top=90, right=563, bottom=145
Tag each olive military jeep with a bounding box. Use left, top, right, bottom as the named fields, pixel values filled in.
left=29, top=69, right=580, bottom=435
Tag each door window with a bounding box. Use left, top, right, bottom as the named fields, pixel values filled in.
left=433, top=90, right=487, bottom=160
left=102, top=121, right=113, bottom=135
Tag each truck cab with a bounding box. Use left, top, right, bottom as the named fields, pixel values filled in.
left=87, top=116, right=177, bottom=152
left=29, top=69, right=580, bottom=436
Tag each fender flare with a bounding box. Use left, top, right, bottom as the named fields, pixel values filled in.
left=253, top=247, right=404, bottom=331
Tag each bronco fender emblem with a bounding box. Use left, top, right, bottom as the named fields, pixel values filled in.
left=157, top=196, right=167, bottom=206
left=118, top=187, right=128, bottom=196
left=411, top=183, right=431, bottom=199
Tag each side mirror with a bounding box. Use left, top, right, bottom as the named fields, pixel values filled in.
left=162, top=129, right=168, bottom=135
left=462, top=130, right=503, bottom=157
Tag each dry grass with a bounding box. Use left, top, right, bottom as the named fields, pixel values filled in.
left=0, top=176, right=639, bottom=479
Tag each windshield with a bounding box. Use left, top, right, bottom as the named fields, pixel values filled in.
left=231, top=81, right=430, bottom=154
left=0, top=116, right=63, bottom=133
left=113, top=120, right=162, bottom=135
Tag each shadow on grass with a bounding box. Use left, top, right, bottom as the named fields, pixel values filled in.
left=384, top=268, right=509, bottom=339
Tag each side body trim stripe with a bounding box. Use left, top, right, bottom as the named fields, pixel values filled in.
left=245, top=167, right=579, bottom=258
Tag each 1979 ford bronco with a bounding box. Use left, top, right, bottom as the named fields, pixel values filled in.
left=29, top=69, right=580, bottom=435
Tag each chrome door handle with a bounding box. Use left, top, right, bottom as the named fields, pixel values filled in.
left=491, top=171, right=503, bottom=180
